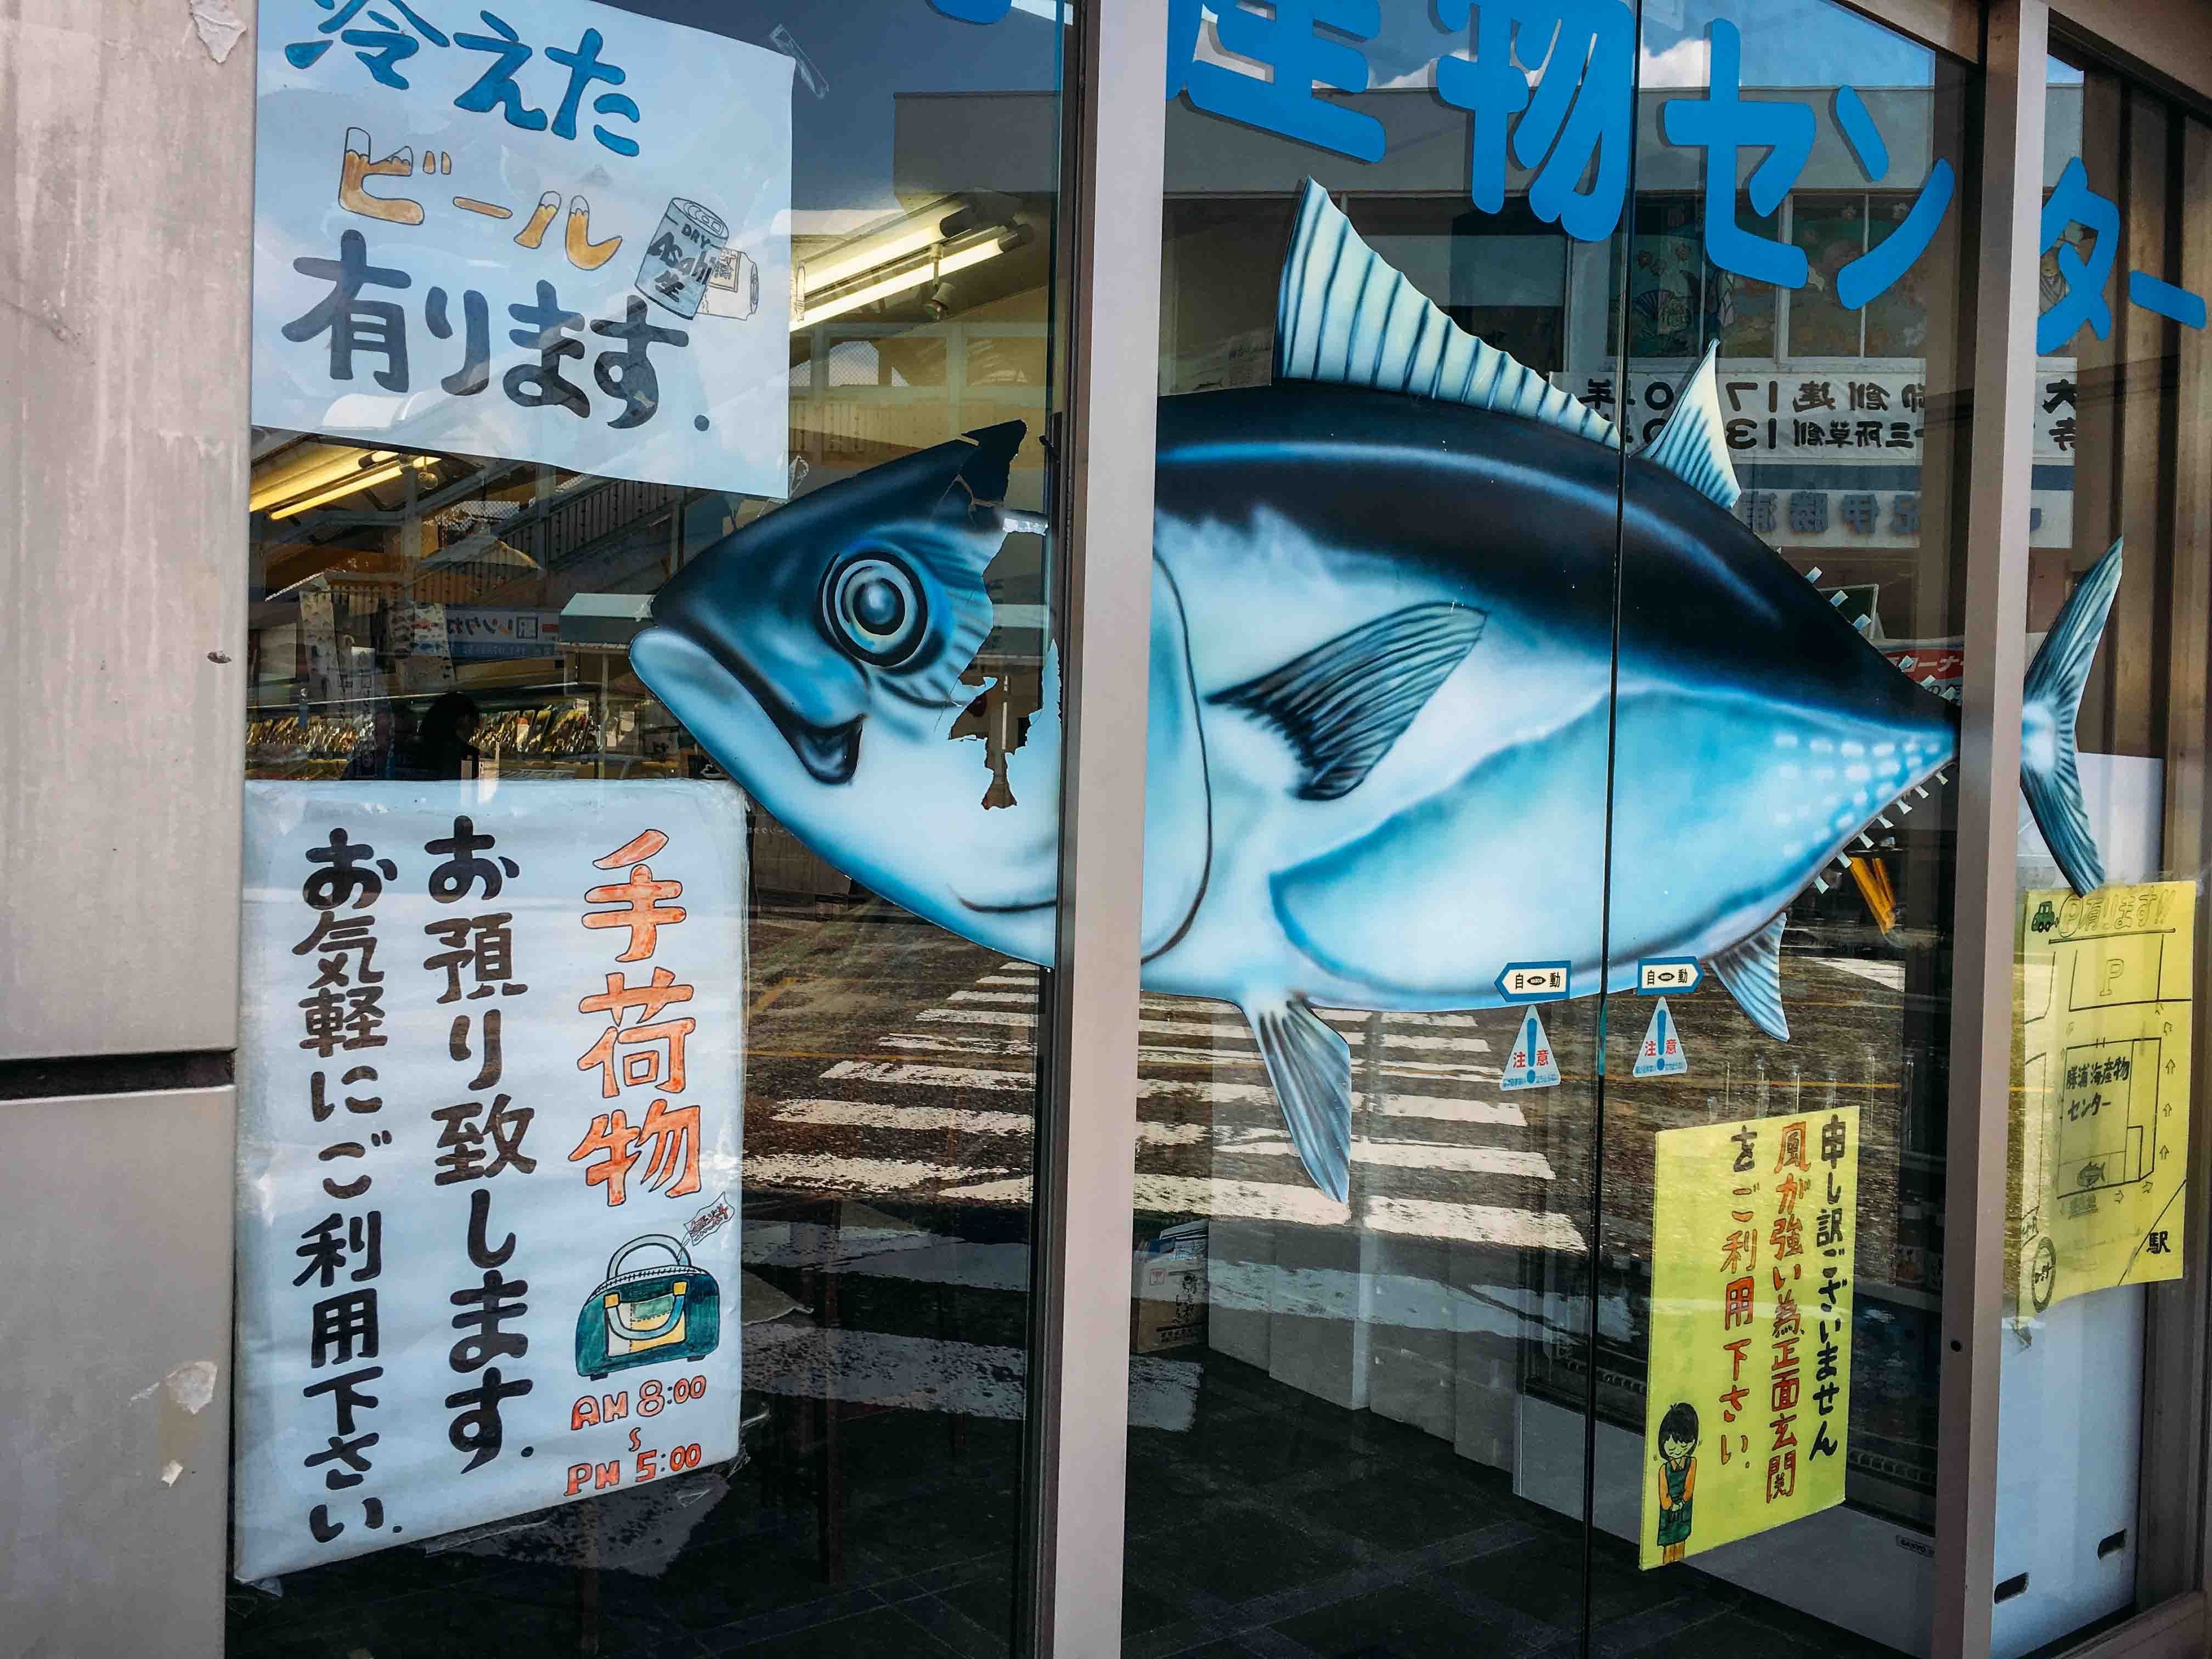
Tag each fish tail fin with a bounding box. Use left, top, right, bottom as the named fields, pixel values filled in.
left=1244, top=994, right=1352, bottom=1203
left=2022, top=540, right=2123, bottom=897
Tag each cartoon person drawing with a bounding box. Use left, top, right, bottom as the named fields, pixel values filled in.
left=1654, top=1401, right=1700, bottom=1564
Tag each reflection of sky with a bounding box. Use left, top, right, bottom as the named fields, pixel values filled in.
left=587, top=0, right=1974, bottom=220
left=1646, top=0, right=1937, bottom=86
left=597, top=0, right=1061, bottom=212
left=1343, top=0, right=1939, bottom=92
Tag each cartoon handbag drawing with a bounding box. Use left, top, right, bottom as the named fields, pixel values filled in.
left=575, top=1234, right=722, bottom=1380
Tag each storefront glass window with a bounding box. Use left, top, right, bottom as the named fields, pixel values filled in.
left=230, top=2, right=1066, bottom=1653
left=1990, top=44, right=2212, bottom=1658
left=1126, top=93, right=1620, bottom=1659
left=1130, top=1, right=1982, bottom=1652
left=1605, top=7, right=1978, bottom=1651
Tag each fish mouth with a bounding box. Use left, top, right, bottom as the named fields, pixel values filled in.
left=682, top=623, right=862, bottom=786
left=784, top=716, right=863, bottom=786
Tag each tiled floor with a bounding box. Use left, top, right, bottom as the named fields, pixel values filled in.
left=1119, top=1357, right=1900, bottom=1659
left=229, top=1340, right=1900, bottom=1659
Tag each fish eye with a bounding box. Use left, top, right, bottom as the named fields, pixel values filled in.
left=822, top=550, right=929, bottom=668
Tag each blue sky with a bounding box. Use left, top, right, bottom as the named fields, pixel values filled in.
left=604, top=0, right=1062, bottom=212
left=600, top=0, right=1955, bottom=215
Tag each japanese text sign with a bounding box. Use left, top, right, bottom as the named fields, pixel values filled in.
left=2015, top=882, right=2196, bottom=1320
left=1641, top=1109, right=1859, bottom=1569
left=234, top=781, right=747, bottom=1580
left=252, top=0, right=792, bottom=496
left=948, top=0, right=2211, bottom=343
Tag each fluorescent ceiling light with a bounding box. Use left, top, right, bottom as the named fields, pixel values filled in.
left=250, top=446, right=399, bottom=513
left=802, top=220, right=953, bottom=295
left=793, top=237, right=1012, bottom=330
left=268, top=455, right=432, bottom=520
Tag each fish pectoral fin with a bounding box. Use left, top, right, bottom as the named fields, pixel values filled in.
left=1210, top=602, right=1485, bottom=800
left=1243, top=995, right=1352, bottom=1201
left=1708, top=913, right=1790, bottom=1041
left=1639, top=343, right=1742, bottom=510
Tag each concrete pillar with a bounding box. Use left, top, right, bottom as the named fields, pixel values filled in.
left=1, top=2, right=256, bottom=1654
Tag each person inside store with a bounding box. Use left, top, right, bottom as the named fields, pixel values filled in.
left=400, top=690, right=484, bottom=780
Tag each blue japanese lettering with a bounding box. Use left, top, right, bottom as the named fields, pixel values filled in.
left=2128, top=270, right=2207, bottom=330
left=287, top=0, right=449, bottom=86
left=1436, top=0, right=1632, bottom=241
left=2037, top=156, right=2119, bottom=352
left=1836, top=161, right=1954, bottom=311
left=454, top=10, right=548, bottom=132
left=1829, top=86, right=1888, bottom=182
left=1661, top=21, right=1814, bottom=287
left=543, top=29, right=627, bottom=143
left=1167, top=0, right=1384, bottom=163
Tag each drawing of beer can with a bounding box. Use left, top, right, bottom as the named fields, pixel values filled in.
left=637, top=198, right=730, bottom=319
left=701, top=248, right=761, bottom=320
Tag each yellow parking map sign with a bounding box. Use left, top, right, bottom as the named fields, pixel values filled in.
left=1641, top=1110, right=1859, bottom=1569
left=2017, top=881, right=2196, bottom=1318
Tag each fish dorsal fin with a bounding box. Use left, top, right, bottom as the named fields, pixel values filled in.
left=1243, top=994, right=1353, bottom=1202
left=1708, top=912, right=1790, bottom=1041
left=1210, top=602, right=1486, bottom=800
left=1639, top=343, right=1742, bottom=510
left=1276, top=180, right=1617, bottom=447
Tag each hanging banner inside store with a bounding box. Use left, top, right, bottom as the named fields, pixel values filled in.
left=2015, top=881, right=2197, bottom=1319
left=1640, top=1109, right=1859, bottom=1569
left=233, top=781, right=747, bottom=1581
left=251, top=0, right=791, bottom=497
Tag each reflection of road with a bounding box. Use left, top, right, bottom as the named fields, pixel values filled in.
left=742, top=901, right=1583, bottom=1253
left=737, top=901, right=1936, bottom=1496
left=741, top=904, right=1922, bottom=1271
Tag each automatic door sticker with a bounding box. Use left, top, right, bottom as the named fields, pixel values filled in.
left=576, top=1234, right=722, bottom=1380
left=1635, top=998, right=1689, bottom=1077
left=1500, top=1007, right=1561, bottom=1091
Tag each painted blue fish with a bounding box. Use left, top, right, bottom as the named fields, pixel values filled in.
left=633, top=181, right=2119, bottom=1201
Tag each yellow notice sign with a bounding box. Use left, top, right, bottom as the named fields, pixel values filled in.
left=1641, top=1109, right=1859, bottom=1569
left=2017, top=882, right=2196, bottom=1318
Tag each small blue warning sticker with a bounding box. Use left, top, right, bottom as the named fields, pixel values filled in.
left=1633, top=997, right=1688, bottom=1077
left=1499, top=1007, right=1562, bottom=1091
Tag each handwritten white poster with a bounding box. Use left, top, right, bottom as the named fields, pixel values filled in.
left=252, top=0, right=792, bottom=496
left=234, top=781, right=747, bottom=1581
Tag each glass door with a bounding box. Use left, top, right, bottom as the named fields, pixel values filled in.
left=1596, top=3, right=1982, bottom=1652
left=1123, top=14, right=1631, bottom=1652
left=229, top=2, right=1069, bottom=1654
left=1991, top=42, right=2212, bottom=1657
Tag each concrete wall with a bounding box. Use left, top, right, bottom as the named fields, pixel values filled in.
left=0, top=1, right=253, bottom=1654
left=2, top=0, right=252, bottom=1060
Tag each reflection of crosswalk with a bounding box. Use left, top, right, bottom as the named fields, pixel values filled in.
left=751, top=962, right=1585, bottom=1254
left=1811, top=956, right=1907, bottom=991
